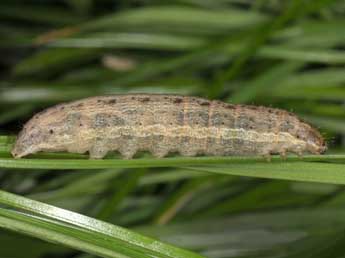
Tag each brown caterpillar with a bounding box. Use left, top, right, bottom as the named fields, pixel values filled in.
left=12, top=94, right=326, bottom=159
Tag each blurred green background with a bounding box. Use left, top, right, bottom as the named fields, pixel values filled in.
left=0, top=0, right=345, bottom=257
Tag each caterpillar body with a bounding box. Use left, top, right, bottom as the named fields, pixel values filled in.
left=12, top=94, right=326, bottom=159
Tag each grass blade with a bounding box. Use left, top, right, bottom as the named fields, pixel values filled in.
left=0, top=190, right=204, bottom=258
left=0, top=154, right=344, bottom=169
left=186, top=161, right=345, bottom=185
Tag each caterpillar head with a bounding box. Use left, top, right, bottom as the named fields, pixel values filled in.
left=11, top=110, right=75, bottom=158
left=11, top=124, right=71, bottom=158
left=12, top=124, right=47, bottom=158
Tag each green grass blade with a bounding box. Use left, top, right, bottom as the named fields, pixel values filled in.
left=49, top=33, right=205, bottom=50
left=13, top=48, right=101, bottom=76
left=258, top=46, right=345, bottom=64
left=186, top=161, right=345, bottom=185
left=0, top=154, right=344, bottom=170
left=0, top=190, right=204, bottom=258
left=0, top=150, right=345, bottom=184
left=229, top=61, right=302, bottom=103
left=276, top=19, right=345, bottom=48
left=0, top=208, right=149, bottom=258
left=278, top=67, right=345, bottom=89
left=82, top=6, right=266, bottom=33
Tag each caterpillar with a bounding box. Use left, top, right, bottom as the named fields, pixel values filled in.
left=12, top=94, right=326, bottom=159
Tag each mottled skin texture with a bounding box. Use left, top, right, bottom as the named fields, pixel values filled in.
left=12, top=94, right=326, bottom=159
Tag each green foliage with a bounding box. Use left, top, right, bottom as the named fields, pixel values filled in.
left=0, top=0, right=344, bottom=257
